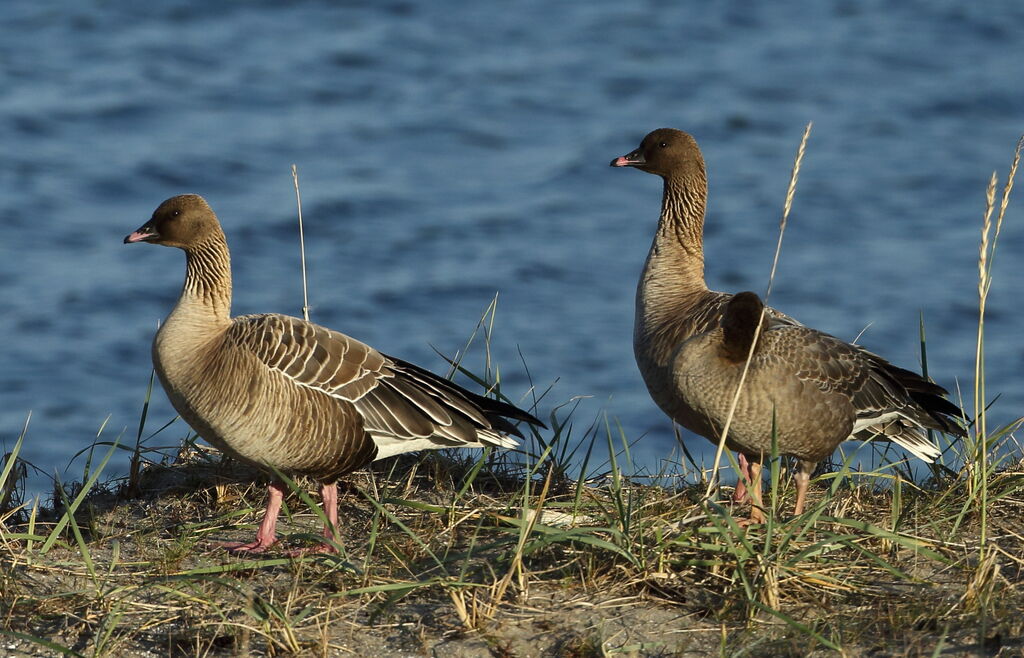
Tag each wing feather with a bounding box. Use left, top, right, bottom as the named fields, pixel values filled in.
left=765, top=324, right=961, bottom=461
left=226, top=314, right=540, bottom=453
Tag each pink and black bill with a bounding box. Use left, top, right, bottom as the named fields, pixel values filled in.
left=609, top=147, right=645, bottom=168
left=124, top=223, right=159, bottom=244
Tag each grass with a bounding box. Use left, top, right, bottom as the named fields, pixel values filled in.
left=2, top=406, right=1022, bottom=656
left=1, top=136, right=1023, bottom=656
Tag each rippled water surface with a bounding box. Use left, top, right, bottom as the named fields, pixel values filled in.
left=2, top=1, right=1023, bottom=489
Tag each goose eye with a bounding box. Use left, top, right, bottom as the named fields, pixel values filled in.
left=659, top=142, right=668, bottom=148
left=172, top=210, right=181, bottom=217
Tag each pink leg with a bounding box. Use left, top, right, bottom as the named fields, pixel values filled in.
left=732, top=453, right=751, bottom=503
left=319, top=481, right=341, bottom=547
left=737, top=460, right=770, bottom=528
left=741, top=459, right=765, bottom=526
left=223, top=481, right=285, bottom=554
left=284, top=481, right=342, bottom=556
left=793, top=461, right=815, bottom=516
left=748, top=460, right=765, bottom=524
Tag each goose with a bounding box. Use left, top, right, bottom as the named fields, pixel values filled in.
left=675, top=291, right=965, bottom=521
left=125, top=194, right=544, bottom=553
left=610, top=128, right=963, bottom=520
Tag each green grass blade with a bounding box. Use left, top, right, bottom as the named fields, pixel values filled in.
left=40, top=434, right=120, bottom=555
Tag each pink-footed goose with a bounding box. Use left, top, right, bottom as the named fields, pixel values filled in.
left=676, top=291, right=965, bottom=521
left=610, top=128, right=964, bottom=521
left=125, top=194, right=543, bottom=553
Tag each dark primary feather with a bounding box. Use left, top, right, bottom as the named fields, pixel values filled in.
left=384, top=355, right=546, bottom=436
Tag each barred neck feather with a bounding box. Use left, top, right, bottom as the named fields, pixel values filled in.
left=182, top=236, right=232, bottom=321
left=656, top=175, right=708, bottom=261
left=636, top=174, right=712, bottom=365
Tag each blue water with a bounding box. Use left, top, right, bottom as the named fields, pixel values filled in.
left=2, top=1, right=1023, bottom=492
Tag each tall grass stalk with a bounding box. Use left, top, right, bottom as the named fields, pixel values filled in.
left=971, top=172, right=995, bottom=543
left=971, top=136, right=1022, bottom=546
left=964, top=138, right=1021, bottom=644
left=291, top=164, right=310, bottom=322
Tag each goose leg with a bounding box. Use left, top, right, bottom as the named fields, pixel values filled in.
left=732, top=453, right=751, bottom=503
left=281, top=481, right=343, bottom=557
left=224, top=481, right=285, bottom=553
left=747, top=459, right=765, bottom=524
left=317, top=481, right=341, bottom=551
left=793, top=460, right=815, bottom=516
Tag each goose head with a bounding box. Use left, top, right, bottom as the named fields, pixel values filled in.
left=124, top=194, right=222, bottom=249
left=610, top=128, right=705, bottom=180
left=723, top=292, right=765, bottom=334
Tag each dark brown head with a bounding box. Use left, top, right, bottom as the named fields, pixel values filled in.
left=721, top=291, right=766, bottom=362
left=609, top=128, right=705, bottom=179
left=124, top=194, right=224, bottom=249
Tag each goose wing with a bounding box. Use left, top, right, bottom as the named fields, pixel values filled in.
left=769, top=326, right=962, bottom=462
left=228, top=314, right=532, bottom=448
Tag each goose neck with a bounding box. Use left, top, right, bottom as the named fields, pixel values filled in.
left=181, top=236, right=233, bottom=321
left=640, top=175, right=709, bottom=299
left=656, top=175, right=707, bottom=256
